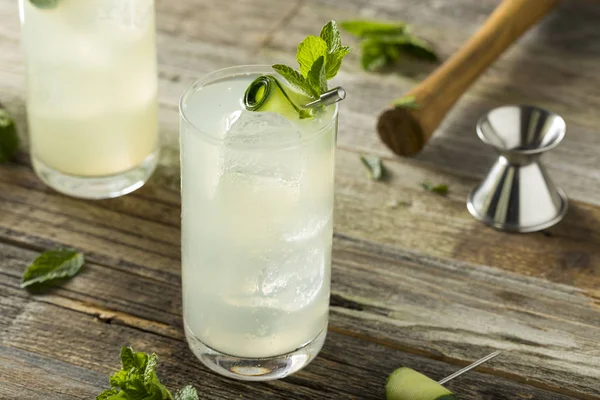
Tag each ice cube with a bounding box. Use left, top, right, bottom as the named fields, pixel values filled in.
left=223, top=111, right=301, bottom=146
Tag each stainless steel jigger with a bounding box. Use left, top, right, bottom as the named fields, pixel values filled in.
left=467, top=105, right=568, bottom=232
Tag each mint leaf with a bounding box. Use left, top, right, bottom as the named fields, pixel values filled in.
left=360, top=155, right=384, bottom=181
left=20, top=248, right=84, bottom=288
left=320, top=20, right=341, bottom=53
left=97, top=389, right=119, bottom=400
left=371, top=33, right=411, bottom=45
left=401, top=36, right=438, bottom=61
left=121, top=346, right=148, bottom=372
left=99, top=347, right=176, bottom=400
left=341, top=19, right=438, bottom=71
left=272, top=64, right=317, bottom=98
left=320, top=21, right=351, bottom=79
left=143, top=354, right=159, bottom=385
left=326, top=46, right=351, bottom=79
left=394, top=95, right=420, bottom=110
left=109, top=370, right=128, bottom=389
left=340, top=20, right=406, bottom=37
left=308, top=56, right=327, bottom=95
left=361, top=40, right=388, bottom=71
left=175, top=386, right=199, bottom=400
left=0, top=108, right=19, bottom=163
left=296, top=35, right=328, bottom=78
left=422, top=182, right=448, bottom=196
left=29, top=0, right=60, bottom=9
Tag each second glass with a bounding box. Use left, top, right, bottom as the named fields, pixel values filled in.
left=180, top=66, right=338, bottom=380
left=19, top=0, right=159, bottom=199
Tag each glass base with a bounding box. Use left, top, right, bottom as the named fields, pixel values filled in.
left=32, top=150, right=159, bottom=200
left=184, top=323, right=327, bottom=381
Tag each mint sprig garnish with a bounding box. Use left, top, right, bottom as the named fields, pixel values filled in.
left=273, top=20, right=351, bottom=99
left=21, top=248, right=85, bottom=288
left=29, top=0, right=60, bottom=9
left=97, top=347, right=198, bottom=400
left=341, top=20, right=438, bottom=71
left=0, top=107, right=19, bottom=164
left=271, top=64, right=318, bottom=98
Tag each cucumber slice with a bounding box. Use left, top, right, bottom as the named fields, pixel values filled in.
left=386, top=368, right=457, bottom=400
left=243, top=75, right=311, bottom=120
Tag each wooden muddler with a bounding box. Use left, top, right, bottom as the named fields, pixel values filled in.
left=377, top=0, right=560, bottom=157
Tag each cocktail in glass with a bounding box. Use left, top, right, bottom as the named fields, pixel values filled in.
left=180, top=66, right=337, bottom=380
left=19, top=0, right=159, bottom=199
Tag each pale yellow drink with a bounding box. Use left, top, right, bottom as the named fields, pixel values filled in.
left=180, top=66, right=337, bottom=380
left=19, top=0, right=159, bottom=197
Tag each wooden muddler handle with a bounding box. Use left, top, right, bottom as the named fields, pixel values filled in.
left=377, top=0, right=560, bottom=157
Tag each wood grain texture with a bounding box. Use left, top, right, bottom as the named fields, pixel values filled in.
left=1, top=209, right=599, bottom=398
left=1, top=0, right=600, bottom=398
left=0, top=271, right=589, bottom=400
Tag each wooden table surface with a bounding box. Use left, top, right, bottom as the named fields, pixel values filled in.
left=1, top=0, right=600, bottom=399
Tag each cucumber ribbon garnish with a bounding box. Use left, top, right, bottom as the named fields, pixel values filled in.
left=244, top=20, right=351, bottom=119
left=244, top=76, right=311, bottom=119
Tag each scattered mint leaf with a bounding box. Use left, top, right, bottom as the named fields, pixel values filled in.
left=0, top=107, right=19, bottom=163
left=175, top=386, right=199, bottom=400
left=401, top=36, right=438, bottom=61
left=422, top=182, right=449, bottom=196
left=120, top=346, right=147, bottom=371
left=385, top=45, right=402, bottom=61
left=361, top=40, right=387, bottom=71
left=143, top=353, right=159, bottom=385
left=99, top=346, right=185, bottom=400
left=97, top=389, right=119, bottom=400
left=320, top=21, right=342, bottom=53
left=29, top=0, right=60, bottom=9
left=296, top=35, right=328, bottom=78
left=340, top=20, right=406, bottom=37
left=341, top=19, right=438, bottom=71
left=308, top=56, right=327, bottom=95
left=21, top=248, right=84, bottom=288
left=272, top=64, right=317, bottom=98
left=360, top=155, right=384, bottom=181
left=393, top=95, right=420, bottom=110
left=108, top=370, right=128, bottom=389
left=387, top=199, right=412, bottom=209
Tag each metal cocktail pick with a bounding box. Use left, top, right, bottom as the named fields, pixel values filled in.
left=438, top=351, right=501, bottom=385
left=303, top=87, right=346, bottom=108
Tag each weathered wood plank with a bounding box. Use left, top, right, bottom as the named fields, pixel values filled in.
left=0, top=345, right=106, bottom=400
left=1, top=0, right=600, bottom=398
left=1, top=228, right=598, bottom=397
left=0, top=290, right=584, bottom=399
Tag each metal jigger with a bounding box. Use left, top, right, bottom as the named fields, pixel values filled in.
left=467, top=105, right=568, bottom=233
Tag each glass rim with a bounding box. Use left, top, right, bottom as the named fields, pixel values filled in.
left=179, top=65, right=339, bottom=149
